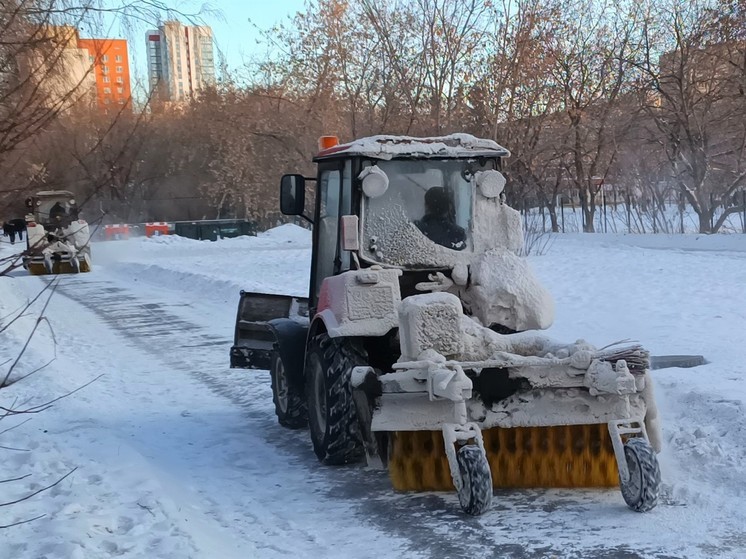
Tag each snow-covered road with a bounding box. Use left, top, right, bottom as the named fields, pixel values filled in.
left=1, top=228, right=745, bottom=558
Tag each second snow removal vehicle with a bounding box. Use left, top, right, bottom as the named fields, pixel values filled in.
left=23, top=190, right=92, bottom=274
left=230, top=134, right=661, bottom=515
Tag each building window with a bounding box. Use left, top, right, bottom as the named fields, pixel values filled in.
left=103, top=87, right=111, bottom=94
left=103, top=98, right=110, bottom=104
left=102, top=66, right=109, bottom=74
left=102, top=55, right=108, bottom=62
left=103, top=76, right=110, bottom=83
left=116, top=66, right=123, bottom=73
left=115, top=55, right=122, bottom=62
left=117, top=87, right=123, bottom=94
left=116, top=76, right=123, bottom=83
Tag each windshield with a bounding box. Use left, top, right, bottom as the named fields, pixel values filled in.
left=361, top=158, right=496, bottom=269
left=37, top=197, right=77, bottom=223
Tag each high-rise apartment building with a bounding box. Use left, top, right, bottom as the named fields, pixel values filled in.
left=77, top=38, right=132, bottom=109
left=146, top=21, right=215, bottom=102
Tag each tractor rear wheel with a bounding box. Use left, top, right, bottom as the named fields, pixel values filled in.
left=305, top=334, right=365, bottom=465
left=620, top=437, right=660, bottom=512
left=456, top=444, right=493, bottom=515
left=80, top=252, right=92, bottom=273
left=270, top=350, right=307, bottom=429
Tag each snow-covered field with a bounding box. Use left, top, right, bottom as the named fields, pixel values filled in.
left=526, top=200, right=746, bottom=235
left=1, top=226, right=745, bottom=558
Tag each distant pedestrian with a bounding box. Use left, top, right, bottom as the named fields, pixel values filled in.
left=10, top=218, right=25, bottom=241
left=3, top=221, right=16, bottom=244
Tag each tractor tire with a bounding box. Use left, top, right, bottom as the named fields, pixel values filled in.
left=270, top=350, right=307, bottom=429
left=620, top=437, right=661, bottom=512
left=79, top=252, right=92, bottom=273
left=305, top=333, right=365, bottom=465
left=456, top=444, right=493, bottom=516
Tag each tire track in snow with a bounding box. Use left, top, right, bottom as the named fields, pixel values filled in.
left=51, top=277, right=339, bottom=558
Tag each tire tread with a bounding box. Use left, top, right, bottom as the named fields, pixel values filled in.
left=456, top=445, right=493, bottom=515
left=620, top=437, right=661, bottom=512
left=306, top=334, right=365, bottom=465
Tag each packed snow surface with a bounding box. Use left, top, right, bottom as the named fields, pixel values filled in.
left=1, top=226, right=745, bottom=558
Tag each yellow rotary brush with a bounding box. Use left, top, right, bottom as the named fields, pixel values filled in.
left=388, top=424, right=619, bottom=491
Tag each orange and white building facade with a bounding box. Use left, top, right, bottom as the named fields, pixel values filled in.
left=77, top=38, right=132, bottom=109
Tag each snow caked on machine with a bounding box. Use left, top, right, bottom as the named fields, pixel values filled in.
left=23, top=190, right=92, bottom=274
left=230, top=134, right=661, bottom=515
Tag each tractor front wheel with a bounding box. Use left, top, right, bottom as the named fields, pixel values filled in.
left=456, top=444, right=493, bottom=516
left=305, top=334, right=365, bottom=465
left=620, top=437, right=661, bottom=512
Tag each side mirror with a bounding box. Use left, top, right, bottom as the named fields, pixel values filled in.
left=474, top=170, right=506, bottom=198
left=25, top=197, right=33, bottom=208
left=280, top=174, right=306, bottom=215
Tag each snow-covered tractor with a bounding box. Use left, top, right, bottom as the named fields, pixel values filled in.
left=230, top=134, right=661, bottom=515
left=23, top=190, right=92, bottom=274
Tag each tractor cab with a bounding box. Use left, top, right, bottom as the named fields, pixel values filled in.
left=233, top=133, right=552, bottom=371
left=25, top=190, right=80, bottom=229
left=280, top=134, right=525, bottom=309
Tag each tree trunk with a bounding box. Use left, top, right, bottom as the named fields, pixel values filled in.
left=581, top=189, right=595, bottom=232
left=547, top=203, right=559, bottom=233
left=698, top=208, right=713, bottom=234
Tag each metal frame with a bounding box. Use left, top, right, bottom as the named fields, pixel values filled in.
left=608, top=418, right=650, bottom=483
left=442, top=422, right=486, bottom=492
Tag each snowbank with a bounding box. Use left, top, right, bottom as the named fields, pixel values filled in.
left=256, top=223, right=312, bottom=243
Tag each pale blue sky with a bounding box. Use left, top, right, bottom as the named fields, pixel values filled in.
left=100, top=0, right=308, bottom=91
left=206, top=0, right=307, bottom=72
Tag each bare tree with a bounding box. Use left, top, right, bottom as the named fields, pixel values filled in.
left=542, top=0, right=645, bottom=232
left=636, top=0, right=746, bottom=233
left=0, top=0, right=733, bottom=233
left=469, top=0, right=569, bottom=229
left=0, top=0, right=212, bottom=219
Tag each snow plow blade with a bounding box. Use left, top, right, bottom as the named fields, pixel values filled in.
left=26, top=259, right=91, bottom=275
left=230, top=291, right=309, bottom=369
left=389, top=424, right=618, bottom=491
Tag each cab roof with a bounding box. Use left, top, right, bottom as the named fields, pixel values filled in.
left=313, top=133, right=510, bottom=162
left=34, top=190, right=75, bottom=198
